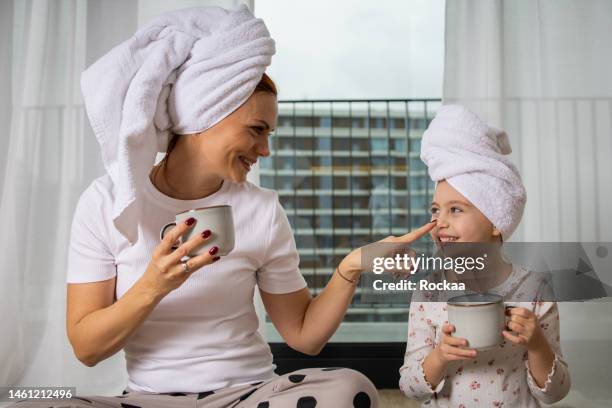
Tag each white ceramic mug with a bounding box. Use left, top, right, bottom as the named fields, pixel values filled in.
left=160, top=205, right=235, bottom=257
left=447, top=293, right=511, bottom=350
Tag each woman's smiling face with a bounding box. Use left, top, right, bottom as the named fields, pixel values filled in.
left=430, top=180, right=502, bottom=243
left=197, top=91, right=277, bottom=183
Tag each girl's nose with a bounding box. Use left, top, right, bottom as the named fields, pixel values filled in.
left=434, top=213, right=449, bottom=228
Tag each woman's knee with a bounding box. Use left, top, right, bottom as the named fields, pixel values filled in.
left=322, top=368, right=378, bottom=407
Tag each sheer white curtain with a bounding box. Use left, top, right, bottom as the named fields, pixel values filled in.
left=444, top=1, right=612, bottom=406
left=443, top=0, right=612, bottom=242
left=0, top=0, right=251, bottom=399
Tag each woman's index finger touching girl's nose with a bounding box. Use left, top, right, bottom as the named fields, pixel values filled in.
left=397, top=219, right=438, bottom=243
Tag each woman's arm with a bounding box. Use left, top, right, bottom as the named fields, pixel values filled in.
left=66, top=217, right=217, bottom=366
left=261, top=221, right=437, bottom=355
left=260, top=268, right=357, bottom=356
left=66, top=278, right=163, bottom=366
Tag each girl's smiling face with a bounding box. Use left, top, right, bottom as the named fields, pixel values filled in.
left=430, top=180, right=502, bottom=243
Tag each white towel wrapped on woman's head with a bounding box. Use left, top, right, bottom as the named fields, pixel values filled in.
left=420, top=105, right=526, bottom=240
left=81, top=5, right=275, bottom=244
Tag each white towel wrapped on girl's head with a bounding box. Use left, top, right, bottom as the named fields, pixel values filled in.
left=420, top=105, right=526, bottom=240
left=80, top=5, right=275, bottom=244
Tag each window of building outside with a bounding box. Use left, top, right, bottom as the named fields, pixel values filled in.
left=257, top=0, right=445, bottom=346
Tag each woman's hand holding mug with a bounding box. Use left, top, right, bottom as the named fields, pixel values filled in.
left=140, top=217, right=219, bottom=299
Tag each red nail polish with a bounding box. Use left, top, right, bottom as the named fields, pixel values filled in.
left=213, top=256, right=220, bottom=262
left=201, top=229, right=211, bottom=239
left=185, top=217, right=196, bottom=226
left=209, top=246, right=219, bottom=256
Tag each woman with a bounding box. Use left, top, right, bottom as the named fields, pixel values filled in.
left=10, top=5, right=435, bottom=408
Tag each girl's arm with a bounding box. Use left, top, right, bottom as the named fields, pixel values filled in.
left=527, top=302, right=571, bottom=403
left=399, top=301, right=445, bottom=401
left=421, top=322, right=478, bottom=387
left=504, top=302, right=571, bottom=404
left=526, top=330, right=555, bottom=388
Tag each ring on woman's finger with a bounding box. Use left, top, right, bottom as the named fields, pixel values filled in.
left=181, top=260, right=191, bottom=273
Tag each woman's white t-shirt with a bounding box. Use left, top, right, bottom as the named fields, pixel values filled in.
left=67, top=174, right=307, bottom=393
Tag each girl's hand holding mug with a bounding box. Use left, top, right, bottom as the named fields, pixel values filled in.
left=140, top=217, right=219, bottom=298
left=502, top=307, right=545, bottom=350
left=433, top=323, right=478, bottom=365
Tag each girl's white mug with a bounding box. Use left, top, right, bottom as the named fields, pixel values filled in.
left=160, top=205, right=235, bottom=257
left=447, top=293, right=512, bottom=350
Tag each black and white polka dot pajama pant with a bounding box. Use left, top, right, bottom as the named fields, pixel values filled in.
left=8, top=367, right=378, bottom=408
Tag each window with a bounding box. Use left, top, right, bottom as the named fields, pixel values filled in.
left=260, top=157, right=274, bottom=170
left=352, top=117, right=366, bottom=128
left=317, top=215, right=332, bottom=229
left=351, top=139, right=369, bottom=152
left=295, top=235, right=315, bottom=248
left=333, top=176, right=350, bottom=189
left=319, top=117, right=332, bottom=128
left=390, top=118, right=406, bottom=129
left=333, top=196, right=351, bottom=209
left=351, top=176, right=370, bottom=190
left=352, top=215, right=371, bottom=229
left=332, top=137, right=351, bottom=151
left=280, top=157, right=297, bottom=170
left=374, top=117, right=387, bottom=129
left=258, top=0, right=445, bottom=360
left=317, top=137, right=331, bottom=150
left=371, top=156, right=389, bottom=168
left=372, top=176, right=389, bottom=189
left=410, top=175, right=428, bottom=191
left=315, top=176, right=332, bottom=189
left=409, top=157, right=426, bottom=171
left=316, top=156, right=332, bottom=168
left=265, top=101, right=438, bottom=348
left=277, top=176, right=295, bottom=190
left=261, top=175, right=274, bottom=188
left=410, top=194, right=429, bottom=210
left=295, top=137, right=314, bottom=150
left=296, top=215, right=314, bottom=229
left=333, top=117, right=351, bottom=127
left=295, top=157, right=312, bottom=170
left=279, top=195, right=293, bottom=209
left=295, top=116, right=315, bottom=127
left=296, top=176, right=314, bottom=189
left=393, top=177, right=407, bottom=190
left=278, top=116, right=293, bottom=127
left=318, top=196, right=332, bottom=208
left=393, top=138, right=407, bottom=152
left=370, top=138, right=389, bottom=151
left=332, top=215, right=352, bottom=228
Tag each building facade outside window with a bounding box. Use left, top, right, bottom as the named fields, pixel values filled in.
left=261, top=100, right=440, bottom=341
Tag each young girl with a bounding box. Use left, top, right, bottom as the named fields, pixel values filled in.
left=399, top=105, right=570, bottom=407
